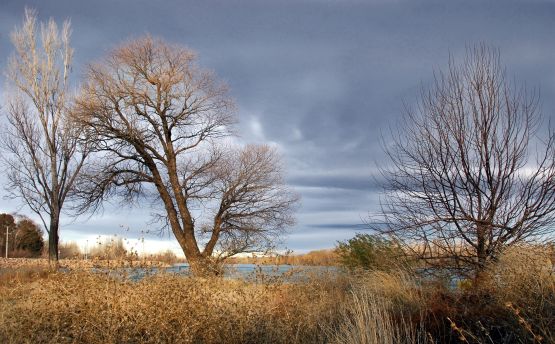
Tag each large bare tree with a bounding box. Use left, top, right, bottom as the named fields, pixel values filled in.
left=73, top=37, right=297, bottom=274
left=379, top=45, right=555, bottom=279
left=1, top=9, right=88, bottom=264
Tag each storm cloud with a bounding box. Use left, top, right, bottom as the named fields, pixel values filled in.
left=1, top=0, right=554, bottom=253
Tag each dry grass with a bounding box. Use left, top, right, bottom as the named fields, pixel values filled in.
left=0, top=267, right=347, bottom=344
left=0, top=257, right=171, bottom=271
left=1, top=245, right=554, bottom=344
left=0, top=261, right=428, bottom=344
left=229, top=249, right=339, bottom=266
left=329, top=271, right=431, bottom=344
left=486, top=244, right=555, bottom=343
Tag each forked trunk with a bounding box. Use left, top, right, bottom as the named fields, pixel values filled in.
left=187, top=254, right=223, bottom=277
left=163, top=208, right=221, bottom=276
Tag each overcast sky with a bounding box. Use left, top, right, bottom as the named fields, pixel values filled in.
left=1, top=0, right=554, bottom=255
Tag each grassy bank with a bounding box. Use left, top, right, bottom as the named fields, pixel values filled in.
left=0, top=269, right=347, bottom=344
left=0, top=246, right=553, bottom=344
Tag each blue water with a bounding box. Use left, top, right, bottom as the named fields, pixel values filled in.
left=94, top=263, right=338, bottom=282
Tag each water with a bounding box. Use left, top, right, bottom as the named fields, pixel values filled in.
left=93, top=263, right=338, bottom=282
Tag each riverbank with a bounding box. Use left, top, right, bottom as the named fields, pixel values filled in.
left=1, top=249, right=553, bottom=343
left=0, top=257, right=171, bottom=270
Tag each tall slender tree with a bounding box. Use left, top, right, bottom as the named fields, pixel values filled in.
left=1, top=9, right=88, bottom=265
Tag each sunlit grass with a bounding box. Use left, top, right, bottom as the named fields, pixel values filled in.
left=0, top=244, right=553, bottom=343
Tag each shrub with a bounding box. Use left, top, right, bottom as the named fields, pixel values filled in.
left=487, top=244, right=555, bottom=343
left=336, top=234, right=408, bottom=271
left=330, top=288, right=429, bottom=344
left=146, top=249, right=180, bottom=265
left=2, top=251, right=553, bottom=344
left=58, top=241, right=81, bottom=259
left=15, top=218, right=44, bottom=257
left=90, top=236, right=127, bottom=260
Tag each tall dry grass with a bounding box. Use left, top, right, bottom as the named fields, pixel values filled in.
left=1, top=244, right=554, bottom=343
left=0, top=269, right=348, bottom=344
left=228, top=249, right=339, bottom=266
left=0, top=267, right=433, bottom=344
left=329, top=271, right=431, bottom=344
left=0, top=263, right=432, bottom=344
left=486, top=244, right=555, bottom=343
left=59, top=241, right=82, bottom=259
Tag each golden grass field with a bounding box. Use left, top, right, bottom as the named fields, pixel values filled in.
left=0, top=245, right=553, bottom=344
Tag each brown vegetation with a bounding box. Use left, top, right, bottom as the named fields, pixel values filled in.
left=58, top=241, right=82, bottom=259
left=143, top=249, right=183, bottom=265
left=1, top=244, right=552, bottom=343
left=0, top=267, right=346, bottom=343
left=0, top=214, right=44, bottom=258
left=228, top=249, right=338, bottom=266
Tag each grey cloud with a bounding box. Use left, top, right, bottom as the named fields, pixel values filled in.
left=288, top=175, right=380, bottom=191
left=307, top=223, right=369, bottom=230
left=0, top=0, right=554, bottom=252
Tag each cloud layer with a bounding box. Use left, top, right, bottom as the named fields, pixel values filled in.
left=1, top=0, right=554, bottom=252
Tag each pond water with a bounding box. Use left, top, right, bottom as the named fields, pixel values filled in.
left=94, top=263, right=338, bottom=282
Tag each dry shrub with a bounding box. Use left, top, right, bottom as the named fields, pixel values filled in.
left=90, top=236, right=127, bottom=260
left=59, top=241, right=82, bottom=259
left=144, top=249, right=181, bottom=265
left=330, top=270, right=430, bottom=344
left=0, top=269, right=347, bottom=344
left=487, top=244, right=555, bottom=342
left=8, top=248, right=38, bottom=258
left=411, top=244, right=555, bottom=343
left=0, top=265, right=51, bottom=287
left=228, top=249, right=339, bottom=266
left=331, top=290, right=430, bottom=344
left=0, top=257, right=171, bottom=272
left=354, top=271, right=424, bottom=309
left=3, top=254, right=552, bottom=344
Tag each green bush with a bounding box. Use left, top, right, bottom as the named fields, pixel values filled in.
left=336, top=234, right=407, bottom=271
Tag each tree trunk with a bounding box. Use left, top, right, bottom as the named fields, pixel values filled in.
left=187, top=254, right=223, bottom=277
left=171, top=226, right=222, bottom=276
left=474, top=226, right=488, bottom=288
left=48, top=213, right=60, bottom=267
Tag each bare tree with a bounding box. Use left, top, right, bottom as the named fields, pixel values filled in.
left=72, top=37, right=297, bottom=274
left=379, top=45, right=555, bottom=279
left=204, top=144, right=298, bottom=260
left=1, top=9, right=88, bottom=264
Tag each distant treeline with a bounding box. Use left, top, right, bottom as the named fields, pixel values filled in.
left=227, top=249, right=339, bottom=266
left=0, top=213, right=44, bottom=258
left=58, top=236, right=185, bottom=265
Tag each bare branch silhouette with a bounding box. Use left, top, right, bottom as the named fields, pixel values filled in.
left=379, top=45, right=555, bottom=279
left=73, top=37, right=298, bottom=274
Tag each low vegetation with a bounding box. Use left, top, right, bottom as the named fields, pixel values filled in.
left=228, top=249, right=338, bottom=266
left=58, top=236, right=184, bottom=265
left=0, top=244, right=553, bottom=343
left=336, top=234, right=408, bottom=272
left=0, top=265, right=346, bottom=344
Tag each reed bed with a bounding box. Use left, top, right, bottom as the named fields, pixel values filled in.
left=0, top=268, right=347, bottom=343
left=0, top=245, right=553, bottom=344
